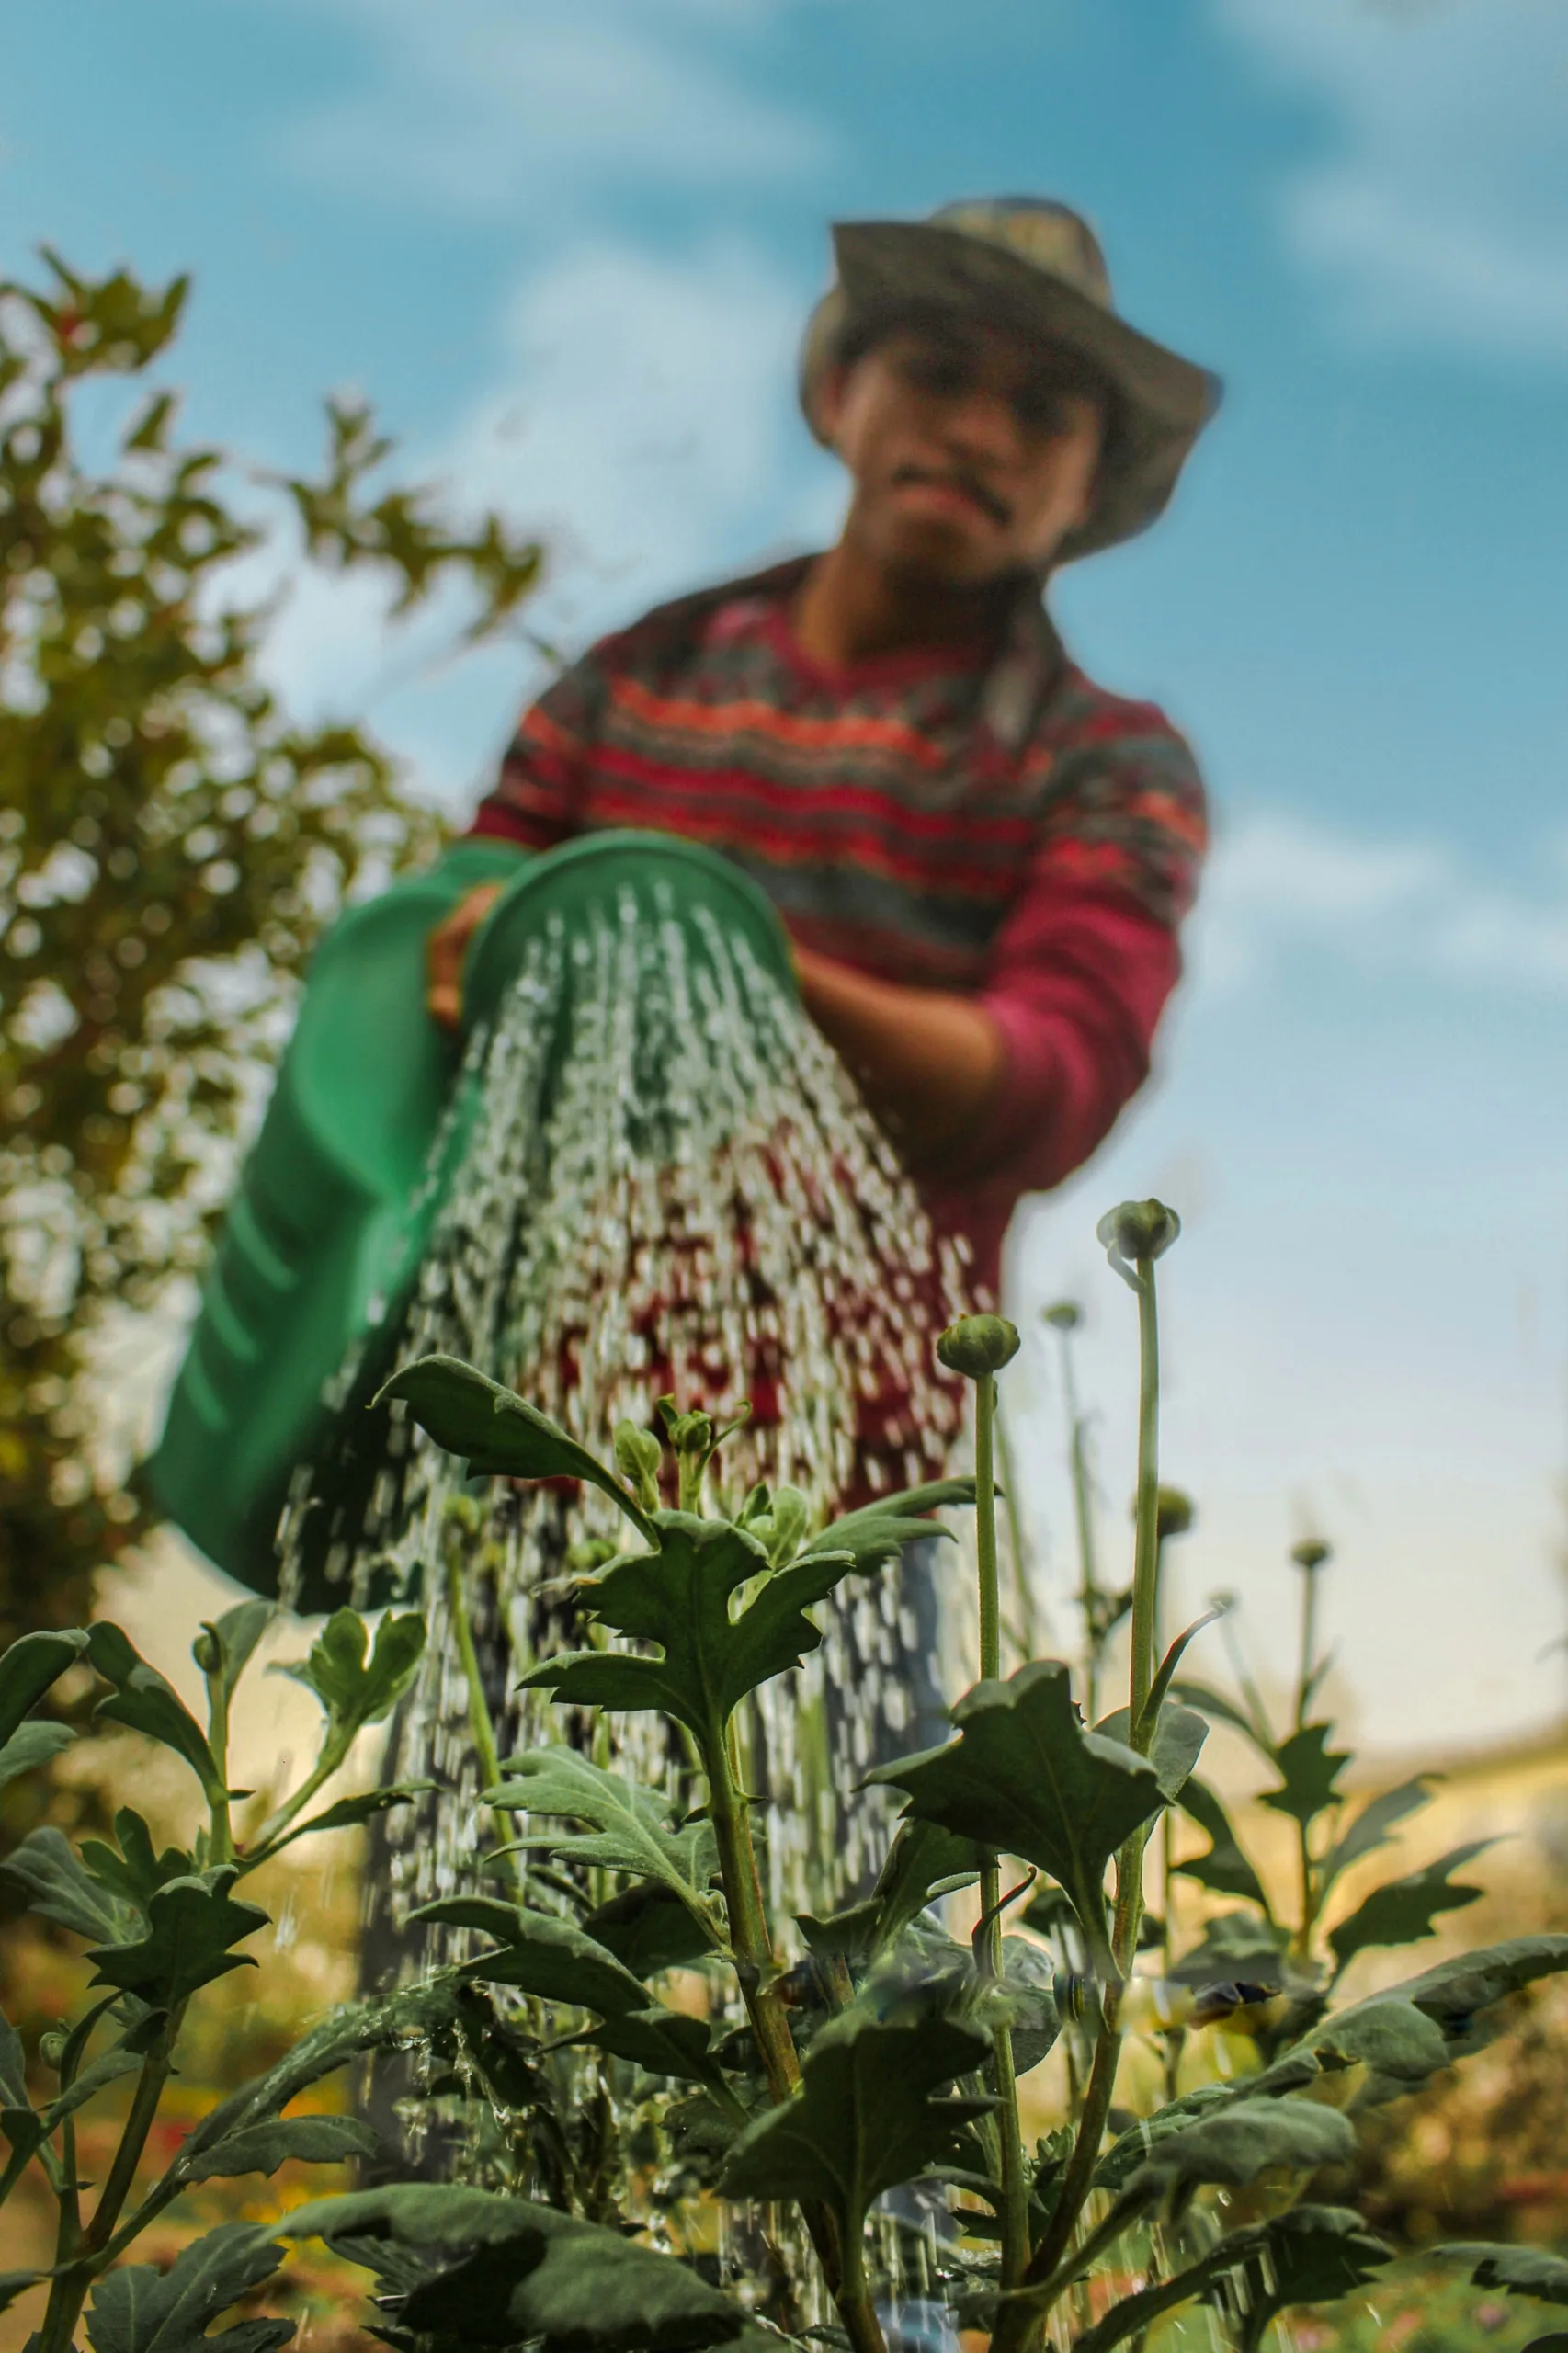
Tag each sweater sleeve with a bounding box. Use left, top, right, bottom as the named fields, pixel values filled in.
left=468, top=645, right=608, bottom=848
left=956, top=708, right=1206, bottom=1194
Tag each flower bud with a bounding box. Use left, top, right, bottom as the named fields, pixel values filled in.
left=1291, top=1538, right=1331, bottom=1574
left=1155, top=1486, right=1195, bottom=1541
left=1042, top=1300, right=1081, bottom=1333
left=937, top=1313, right=1021, bottom=1381
left=614, top=1418, right=664, bottom=1512
left=1096, top=1199, right=1181, bottom=1267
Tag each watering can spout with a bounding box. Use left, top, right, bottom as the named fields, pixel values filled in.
left=144, top=829, right=797, bottom=1600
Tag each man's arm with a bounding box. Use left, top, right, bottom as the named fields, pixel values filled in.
left=791, top=945, right=1007, bottom=1169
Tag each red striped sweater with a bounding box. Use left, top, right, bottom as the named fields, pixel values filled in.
left=470, top=557, right=1206, bottom=1298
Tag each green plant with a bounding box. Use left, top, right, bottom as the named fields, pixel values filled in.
left=8, top=1199, right=1568, bottom=2353
left=0, top=246, right=544, bottom=1654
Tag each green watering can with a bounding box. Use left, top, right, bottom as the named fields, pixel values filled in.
left=145, top=829, right=796, bottom=1601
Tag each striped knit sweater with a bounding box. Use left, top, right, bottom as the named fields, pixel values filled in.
left=471, top=555, right=1207, bottom=1299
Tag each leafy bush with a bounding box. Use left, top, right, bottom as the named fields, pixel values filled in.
left=5, top=1199, right=1568, bottom=2353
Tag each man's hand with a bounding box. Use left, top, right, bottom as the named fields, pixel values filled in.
left=426, top=881, right=504, bottom=1030
left=790, top=941, right=1006, bottom=1171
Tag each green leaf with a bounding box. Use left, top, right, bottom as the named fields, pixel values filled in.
left=795, top=1479, right=974, bottom=1577
left=0, top=1719, right=74, bottom=1794
left=81, top=1809, right=196, bottom=1917
left=487, top=1747, right=719, bottom=1928
left=1318, top=1776, right=1436, bottom=1904
left=1174, top=1778, right=1272, bottom=1913
left=1140, top=1607, right=1227, bottom=1734
left=187, top=2115, right=379, bottom=2182
left=1094, top=1701, right=1209, bottom=1802
left=0, top=2003, right=27, bottom=2109
left=719, top=2009, right=990, bottom=2256
left=1302, top=1996, right=1451, bottom=2086
left=192, top=1601, right=274, bottom=1702
left=1390, top=1933, right=1568, bottom=2039
left=1068, top=2207, right=1389, bottom=2353
left=1437, top=2245, right=1568, bottom=2305
left=86, top=1624, right=225, bottom=1804
left=521, top=1514, right=861, bottom=1740
left=1328, top=1841, right=1491, bottom=1972
left=995, top=1936, right=1061, bottom=2075
left=276, top=1610, right=425, bottom=1748
left=414, top=1898, right=651, bottom=2017
left=376, top=1356, right=656, bottom=1543
left=799, top=1819, right=981, bottom=1963
left=261, top=1784, right=431, bottom=1853
left=86, top=1868, right=268, bottom=2008
left=280, top=2184, right=747, bottom=2351
left=1168, top=1908, right=1290, bottom=1991
left=581, top=1882, right=715, bottom=1976
left=0, top=2274, right=45, bottom=2317
left=1259, top=1722, right=1352, bottom=1828
left=562, top=2006, right=731, bottom=2092
left=0, top=1628, right=88, bottom=1745
left=867, top=1661, right=1163, bottom=1963
left=1170, top=1676, right=1274, bottom=1758
left=3, top=1825, right=130, bottom=1942
left=1119, top=2094, right=1355, bottom=2219
left=84, top=2221, right=291, bottom=2353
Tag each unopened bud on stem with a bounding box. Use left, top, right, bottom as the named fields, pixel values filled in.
left=1097, top=1198, right=1181, bottom=1289
left=1291, top=1538, right=1332, bottom=1574
left=937, top=1313, right=1021, bottom=1381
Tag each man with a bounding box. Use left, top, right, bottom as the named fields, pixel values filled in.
left=429, top=198, right=1219, bottom=1323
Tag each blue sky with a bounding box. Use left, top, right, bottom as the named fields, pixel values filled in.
left=7, top=0, right=1568, bottom=1757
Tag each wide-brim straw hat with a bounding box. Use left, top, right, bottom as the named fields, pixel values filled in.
left=799, top=198, right=1221, bottom=563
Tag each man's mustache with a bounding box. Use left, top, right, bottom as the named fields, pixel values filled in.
left=892, top=462, right=1012, bottom=528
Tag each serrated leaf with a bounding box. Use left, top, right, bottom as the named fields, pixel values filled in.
left=87, top=1624, right=226, bottom=1803
left=0, top=1628, right=89, bottom=1747
left=867, top=1660, right=1162, bottom=1964
left=1319, top=1776, right=1436, bottom=1904
left=276, top=1610, right=425, bottom=1747
left=1437, top=2245, right=1568, bottom=2305
left=521, top=1514, right=863, bottom=1740
left=1119, top=2095, right=1355, bottom=2219
left=187, top=2115, right=379, bottom=2182
left=1174, top=1778, right=1272, bottom=1913
left=3, top=1825, right=130, bottom=1942
left=1095, top=1701, right=1209, bottom=1802
left=1168, top=1908, right=1290, bottom=1990
left=1328, top=1841, right=1491, bottom=1972
left=1068, top=2207, right=1389, bottom=2353
left=1259, top=1722, right=1352, bottom=1828
left=0, top=1719, right=74, bottom=1794
left=280, top=2183, right=746, bottom=2351
left=84, top=2221, right=290, bottom=2353
left=81, top=1809, right=195, bottom=1917
left=415, top=1897, right=651, bottom=2016
left=376, top=1356, right=655, bottom=1542
left=488, top=1748, right=719, bottom=1929
left=720, top=2009, right=989, bottom=2256
left=799, top=1819, right=981, bottom=1963
left=87, top=1868, right=267, bottom=2007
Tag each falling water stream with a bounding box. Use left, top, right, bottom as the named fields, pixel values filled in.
left=277, top=876, right=976, bottom=2307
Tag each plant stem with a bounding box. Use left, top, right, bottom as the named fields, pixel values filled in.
left=1058, top=1324, right=1104, bottom=1721
left=1295, top=1561, right=1321, bottom=1731
left=40, top=2023, right=176, bottom=2353
left=972, top=1370, right=1029, bottom=2292
left=995, top=1399, right=1040, bottom=1665
left=443, top=1544, right=527, bottom=1900
left=204, top=1669, right=234, bottom=1867
left=1128, top=1260, right=1162, bottom=1745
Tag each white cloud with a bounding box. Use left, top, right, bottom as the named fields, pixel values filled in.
left=254, top=234, right=839, bottom=811
left=278, top=0, right=830, bottom=216
left=1217, top=0, right=1568, bottom=361
left=1197, top=805, right=1568, bottom=992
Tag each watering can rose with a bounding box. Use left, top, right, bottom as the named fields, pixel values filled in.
left=937, top=1313, right=1021, bottom=1381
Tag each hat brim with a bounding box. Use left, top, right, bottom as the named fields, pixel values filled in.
left=801, top=219, right=1222, bottom=561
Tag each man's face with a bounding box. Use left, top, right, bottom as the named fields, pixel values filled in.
left=819, top=320, right=1107, bottom=587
